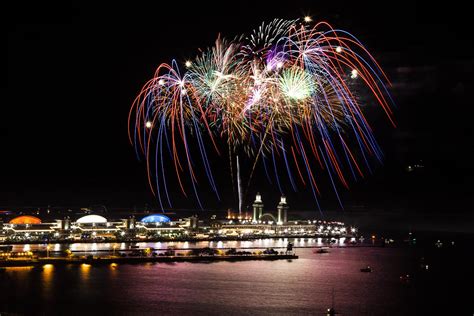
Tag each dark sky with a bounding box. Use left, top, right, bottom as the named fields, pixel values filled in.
left=4, top=1, right=474, bottom=214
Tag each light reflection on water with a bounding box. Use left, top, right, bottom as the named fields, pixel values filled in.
left=80, top=263, right=91, bottom=281
left=41, top=264, right=54, bottom=300
left=9, top=238, right=352, bottom=258
left=0, top=247, right=417, bottom=315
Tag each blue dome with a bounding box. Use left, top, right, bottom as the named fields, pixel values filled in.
left=140, top=214, right=171, bottom=223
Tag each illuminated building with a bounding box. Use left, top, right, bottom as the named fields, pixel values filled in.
left=6, top=215, right=54, bottom=238
left=9, top=215, right=42, bottom=225
left=252, top=193, right=264, bottom=222
left=0, top=198, right=356, bottom=242
left=140, top=214, right=171, bottom=223
left=277, top=195, right=289, bottom=224
left=133, top=214, right=190, bottom=239
left=76, top=215, right=107, bottom=224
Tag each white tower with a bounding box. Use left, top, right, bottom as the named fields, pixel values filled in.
left=252, top=192, right=264, bottom=222
left=277, top=195, right=289, bottom=224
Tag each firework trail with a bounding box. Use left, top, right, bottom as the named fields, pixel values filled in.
left=237, top=155, right=243, bottom=215
left=128, top=17, right=395, bottom=210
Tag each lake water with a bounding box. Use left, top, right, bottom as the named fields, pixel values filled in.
left=1, top=237, right=472, bottom=315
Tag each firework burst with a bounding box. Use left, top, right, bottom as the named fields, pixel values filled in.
left=129, top=18, right=395, bottom=210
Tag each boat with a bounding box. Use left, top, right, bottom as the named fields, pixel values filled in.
left=360, top=266, right=372, bottom=272
left=399, top=274, right=411, bottom=283
left=315, top=247, right=330, bottom=254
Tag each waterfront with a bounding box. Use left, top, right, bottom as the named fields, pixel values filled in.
left=6, top=237, right=353, bottom=254
left=1, top=236, right=472, bottom=315
left=0, top=197, right=356, bottom=244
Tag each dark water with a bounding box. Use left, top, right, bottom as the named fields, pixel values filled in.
left=1, top=238, right=473, bottom=315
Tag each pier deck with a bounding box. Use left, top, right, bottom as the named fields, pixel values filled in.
left=0, top=254, right=298, bottom=267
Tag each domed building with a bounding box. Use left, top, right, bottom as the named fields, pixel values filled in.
left=73, top=214, right=118, bottom=240
left=76, top=215, right=107, bottom=224
left=140, top=214, right=171, bottom=223
left=136, top=214, right=186, bottom=238
left=9, top=215, right=42, bottom=225
left=5, top=215, right=54, bottom=240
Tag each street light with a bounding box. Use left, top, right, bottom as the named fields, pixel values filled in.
left=46, top=245, right=51, bottom=258
left=113, top=244, right=117, bottom=257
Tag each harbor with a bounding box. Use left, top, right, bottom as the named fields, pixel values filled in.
left=1, top=238, right=300, bottom=267
left=0, top=234, right=389, bottom=268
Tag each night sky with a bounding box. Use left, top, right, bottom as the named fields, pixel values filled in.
left=4, top=1, right=474, bottom=215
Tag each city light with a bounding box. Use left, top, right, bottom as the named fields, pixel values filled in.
left=0, top=195, right=357, bottom=243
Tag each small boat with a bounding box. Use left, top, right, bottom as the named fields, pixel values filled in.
left=399, top=274, right=411, bottom=283
left=315, top=247, right=330, bottom=254
left=360, top=266, right=372, bottom=272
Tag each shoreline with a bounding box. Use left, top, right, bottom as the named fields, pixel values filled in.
left=0, top=234, right=356, bottom=245
left=0, top=254, right=298, bottom=267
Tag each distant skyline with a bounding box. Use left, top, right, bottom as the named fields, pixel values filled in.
left=4, top=1, right=473, bottom=213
